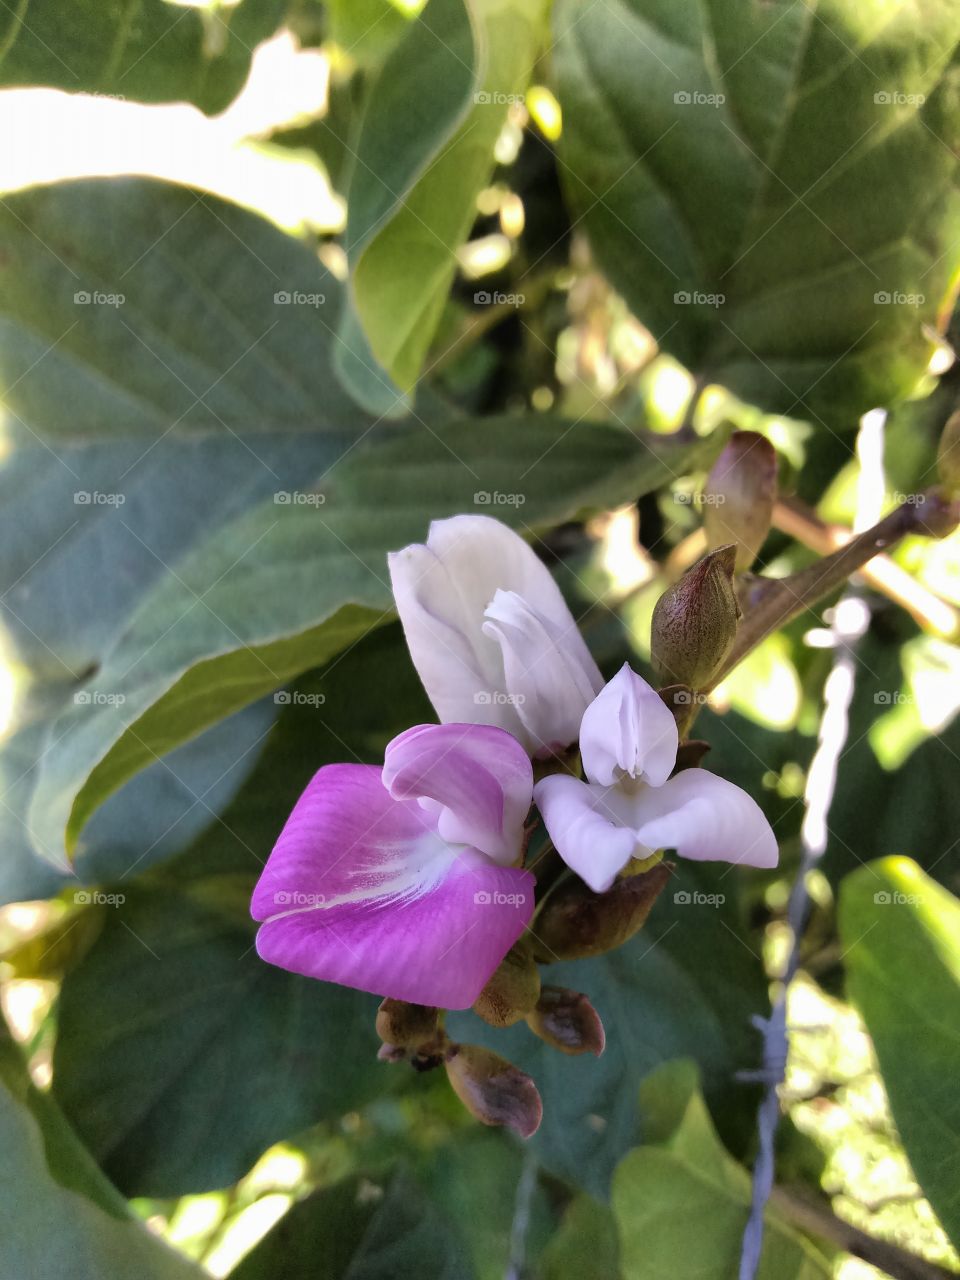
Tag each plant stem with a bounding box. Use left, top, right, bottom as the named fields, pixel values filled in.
left=708, top=487, right=958, bottom=692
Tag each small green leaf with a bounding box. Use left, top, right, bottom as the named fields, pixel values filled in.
left=0, top=1020, right=202, bottom=1278
left=839, top=856, right=960, bottom=1248
left=0, top=0, right=285, bottom=113
left=337, top=0, right=548, bottom=402
left=611, top=1061, right=831, bottom=1279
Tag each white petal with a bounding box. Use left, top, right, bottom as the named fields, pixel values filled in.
left=579, top=663, right=678, bottom=787
left=629, top=768, right=779, bottom=869
left=483, top=589, right=601, bottom=754
left=389, top=515, right=601, bottom=752
left=534, top=774, right=639, bottom=893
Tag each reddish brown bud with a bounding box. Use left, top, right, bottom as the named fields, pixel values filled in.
left=531, top=861, right=671, bottom=962
left=702, top=431, right=778, bottom=570
left=472, top=941, right=541, bottom=1028
left=526, top=986, right=606, bottom=1056
left=444, top=1044, right=542, bottom=1138
left=651, top=545, right=740, bottom=689
left=375, top=999, right=439, bottom=1050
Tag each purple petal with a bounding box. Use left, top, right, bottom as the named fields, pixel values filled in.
left=534, top=773, right=639, bottom=893
left=252, top=765, right=534, bottom=1008
left=382, top=723, right=532, bottom=864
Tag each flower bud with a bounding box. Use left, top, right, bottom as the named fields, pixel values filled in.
left=472, top=941, right=541, bottom=1028
left=526, top=986, right=605, bottom=1056
left=444, top=1044, right=542, bottom=1138
left=375, top=999, right=439, bottom=1050
left=651, top=545, right=740, bottom=689
left=531, top=861, right=671, bottom=962
left=701, top=431, right=778, bottom=570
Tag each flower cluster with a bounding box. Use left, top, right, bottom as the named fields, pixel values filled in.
left=251, top=515, right=778, bottom=1134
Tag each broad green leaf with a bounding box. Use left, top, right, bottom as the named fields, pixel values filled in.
left=0, top=1019, right=201, bottom=1279
left=336, top=0, right=548, bottom=403
left=0, top=178, right=375, bottom=438
left=326, top=0, right=419, bottom=68
left=554, top=0, right=960, bottom=425
left=26, top=419, right=718, bottom=864
left=611, top=1061, right=831, bottom=1280
left=232, top=1169, right=469, bottom=1280
left=541, top=1195, right=621, bottom=1280
left=839, top=857, right=960, bottom=1248
left=49, top=628, right=432, bottom=1194
left=0, top=0, right=285, bottom=113
left=449, top=860, right=768, bottom=1197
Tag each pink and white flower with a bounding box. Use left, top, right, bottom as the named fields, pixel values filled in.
left=388, top=515, right=603, bottom=756
left=252, top=722, right=535, bottom=1009
left=535, top=664, right=779, bottom=893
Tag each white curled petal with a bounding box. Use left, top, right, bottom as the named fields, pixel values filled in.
left=579, top=663, right=679, bottom=787
left=534, top=774, right=638, bottom=893
left=483, top=589, right=601, bottom=753
left=629, top=768, right=779, bottom=869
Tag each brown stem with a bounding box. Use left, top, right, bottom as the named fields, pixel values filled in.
left=706, top=489, right=959, bottom=692
left=770, top=1185, right=958, bottom=1280
left=773, top=496, right=960, bottom=640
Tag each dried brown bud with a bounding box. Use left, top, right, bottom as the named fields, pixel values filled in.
left=702, top=431, right=778, bottom=570
left=651, top=545, right=740, bottom=689
left=526, top=986, right=606, bottom=1056
left=444, top=1044, right=542, bottom=1138
left=938, top=409, right=960, bottom=497
left=531, top=861, right=671, bottom=962
left=375, top=999, right=439, bottom=1050
left=472, top=941, right=541, bottom=1028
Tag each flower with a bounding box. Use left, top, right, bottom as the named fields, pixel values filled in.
left=251, top=722, right=535, bottom=1009
left=534, top=664, right=778, bottom=892
left=389, top=515, right=603, bottom=756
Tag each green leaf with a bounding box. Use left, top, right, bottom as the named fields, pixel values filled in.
left=554, top=0, right=960, bottom=425
left=449, top=861, right=768, bottom=1197
left=0, top=1019, right=201, bottom=1279
left=611, top=1061, right=831, bottom=1280
left=336, top=0, right=548, bottom=403
left=26, top=419, right=717, bottom=864
left=839, top=856, right=960, bottom=1248
left=0, top=0, right=285, bottom=114
left=0, top=178, right=375, bottom=438
left=49, top=627, right=432, bottom=1195
left=231, top=1168, right=469, bottom=1280
left=541, top=1195, right=622, bottom=1280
